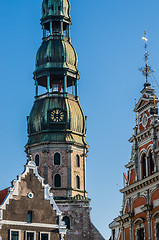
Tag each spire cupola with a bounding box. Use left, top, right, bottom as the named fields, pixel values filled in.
left=34, top=0, right=79, bottom=100
left=41, top=0, right=71, bottom=41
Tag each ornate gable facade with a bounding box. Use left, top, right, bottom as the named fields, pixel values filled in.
left=0, top=161, right=67, bottom=240
left=109, top=33, right=159, bottom=240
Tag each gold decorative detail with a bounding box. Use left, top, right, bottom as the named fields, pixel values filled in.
left=50, top=109, right=64, bottom=122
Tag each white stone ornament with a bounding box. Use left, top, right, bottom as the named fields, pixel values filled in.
left=27, top=192, right=34, bottom=199
left=142, top=113, right=148, bottom=128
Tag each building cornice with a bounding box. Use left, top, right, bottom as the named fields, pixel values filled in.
left=120, top=171, right=159, bottom=195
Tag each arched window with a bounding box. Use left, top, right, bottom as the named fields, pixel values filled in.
left=76, top=155, right=80, bottom=167
left=156, top=223, right=159, bottom=240
left=63, top=216, right=71, bottom=230
left=54, top=174, right=62, bottom=188
left=141, top=153, right=146, bottom=179
left=137, top=228, right=144, bottom=240
left=149, top=150, right=154, bottom=175
left=76, top=176, right=80, bottom=189
left=35, top=154, right=40, bottom=166
left=54, top=153, right=61, bottom=165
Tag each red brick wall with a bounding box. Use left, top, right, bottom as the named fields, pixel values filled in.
left=129, top=169, right=136, bottom=185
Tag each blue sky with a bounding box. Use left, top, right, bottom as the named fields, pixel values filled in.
left=1, top=0, right=159, bottom=239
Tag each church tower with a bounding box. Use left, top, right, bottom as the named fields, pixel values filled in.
left=26, top=0, right=88, bottom=199
left=25, top=1, right=104, bottom=239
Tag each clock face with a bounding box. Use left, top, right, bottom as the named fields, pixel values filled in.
left=50, top=109, right=65, bottom=123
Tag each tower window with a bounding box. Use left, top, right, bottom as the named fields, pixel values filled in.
left=54, top=174, right=62, bottom=188
left=149, top=150, right=154, bottom=175
left=76, top=155, right=80, bottom=167
left=141, top=153, right=146, bottom=179
left=27, top=211, right=32, bottom=223
left=137, top=228, right=144, bottom=240
left=76, top=176, right=80, bottom=189
left=63, top=216, right=71, bottom=230
left=35, top=154, right=40, bottom=166
left=54, top=153, right=61, bottom=165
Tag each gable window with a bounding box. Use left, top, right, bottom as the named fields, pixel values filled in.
left=26, top=232, right=35, bottom=240
left=137, top=228, right=144, bottom=240
left=40, top=233, right=50, bottom=240
left=156, top=223, right=159, bottom=240
left=63, top=216, right=71, bottom=230
left=27, top=211, right=32, bottom=223
left=141, top=153, right=146, bottom=179
left=35, top=154, right=40, bottom=167
left=76, top=175, right=80, bottom=189
left=76, top=155, right=80, bottom=167
left=10, top=230, right=21, bottom=240
left=54, top=153, right=61, bottom=165
left=54, top=174, right=62, bottom=188
left=149, top=150, right=154, bottom=175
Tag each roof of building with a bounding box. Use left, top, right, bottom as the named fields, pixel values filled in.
left=0, top=188, right=9, bottom=205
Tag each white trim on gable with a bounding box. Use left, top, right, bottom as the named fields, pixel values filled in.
left=0, top=161, right=67, bottom=235
left=2, top=220, right=65, bottom=229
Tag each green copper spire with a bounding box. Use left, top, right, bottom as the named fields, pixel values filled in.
left=26, top=0, right=87, bottom=148
left=42, top=0, right=71, bottom=20
left=34, top=0, right=79, bottom=99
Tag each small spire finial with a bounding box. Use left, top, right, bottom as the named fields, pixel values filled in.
left=138, top=31, right=155, bottom=86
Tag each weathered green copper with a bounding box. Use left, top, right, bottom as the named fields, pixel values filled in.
left=26, top=0, right=87, bottom=148
left=27, top=96, right=87, bottom=146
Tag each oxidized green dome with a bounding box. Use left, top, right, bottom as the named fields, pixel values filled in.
left=27, top=96, right=87, bottom=146
left=35, top=39, right=78, bottom=74
left=42, top=0, right=71, bottom=19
